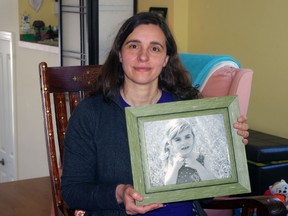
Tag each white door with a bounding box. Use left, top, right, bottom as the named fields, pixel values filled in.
left=0, top=32, right=17, bottom=182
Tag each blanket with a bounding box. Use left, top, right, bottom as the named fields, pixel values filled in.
left=178, top=53, right=241, bottom=89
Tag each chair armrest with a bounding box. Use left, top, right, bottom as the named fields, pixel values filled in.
left=202, top=196, right=287, bottom=216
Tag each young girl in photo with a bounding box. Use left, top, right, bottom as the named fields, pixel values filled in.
left=162, top=119, right=215, bottom=185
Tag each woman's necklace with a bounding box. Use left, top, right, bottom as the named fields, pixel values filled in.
left=150, top=89, right=162, bottom=104
left=121, top=88, right=162, bottom=106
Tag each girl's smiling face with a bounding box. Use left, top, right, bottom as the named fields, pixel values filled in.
left=171, top=127, right=194, bottom=157
left=119, top=24, right=169, bottom=88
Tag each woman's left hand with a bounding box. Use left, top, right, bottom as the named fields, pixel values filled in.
left=233, top=116, right=249, bottom=145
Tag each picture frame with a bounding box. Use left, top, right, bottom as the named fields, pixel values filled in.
left=125, top=96, right=250, bottom=205
left=149, top=7, right=168, bottom=19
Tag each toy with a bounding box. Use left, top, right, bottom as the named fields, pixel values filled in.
left=269, top=179, right=288, bottom=210
left=20, top=15, right=31, bottom=34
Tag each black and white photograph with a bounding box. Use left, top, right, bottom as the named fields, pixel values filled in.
left=125, top=96, right=250, bottom=205
left=144, top=114, right=232, bottom=188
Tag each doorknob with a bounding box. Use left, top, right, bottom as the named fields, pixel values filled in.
left=0, top=158, right=4, bottom=165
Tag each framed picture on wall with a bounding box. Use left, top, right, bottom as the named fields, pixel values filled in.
left=125, top=96, right=251, bottom=205
left=149, top=7, right=168, bottom=19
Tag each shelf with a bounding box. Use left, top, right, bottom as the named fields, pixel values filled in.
left=18, top=41, right=59, bottom=54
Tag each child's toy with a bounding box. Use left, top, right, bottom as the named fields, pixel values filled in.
left=269, top=179, right=288, bottom=210
left=20, top=15, right=31, bottom=34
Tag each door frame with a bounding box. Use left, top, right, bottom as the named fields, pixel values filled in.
left=0, top=31, right=17, bottom=182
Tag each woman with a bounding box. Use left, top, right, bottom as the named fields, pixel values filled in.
left=61, top=12, right=249, bottom=216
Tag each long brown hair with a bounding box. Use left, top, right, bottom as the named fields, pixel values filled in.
left=95, top=12, right=198, bottom=100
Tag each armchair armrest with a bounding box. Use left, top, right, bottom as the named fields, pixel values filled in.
left=202, top=196, right=287, bottom=216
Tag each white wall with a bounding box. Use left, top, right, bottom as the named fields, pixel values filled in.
left=0, top=0, right=59, bottom=180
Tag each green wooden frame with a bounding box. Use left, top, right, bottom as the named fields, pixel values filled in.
left=125, top=96, right=250, bottom=205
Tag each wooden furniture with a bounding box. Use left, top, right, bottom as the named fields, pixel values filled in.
left=39, top=62, right=101, bottom=216
left=202, top=196, right=287, bottom=215
left=39, top=62, right=287, bottom=216
left=246, top=129, right=288, bottom=195
left=0, top=177, right=52, bottom=216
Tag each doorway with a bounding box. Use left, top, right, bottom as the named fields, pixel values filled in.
left=59, top=0, right=136, bottom=66
left=0, top=31, right=17, bottom=182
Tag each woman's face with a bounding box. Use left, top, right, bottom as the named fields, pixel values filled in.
left=119, top=24, right=169, bottom=88
left=171, top=127, right=194, bottom=157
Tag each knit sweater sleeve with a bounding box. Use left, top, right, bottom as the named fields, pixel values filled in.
left=60, top=98, right=124, bottom=211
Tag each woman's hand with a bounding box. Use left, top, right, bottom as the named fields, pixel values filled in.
left=116, top=184, right=163, bottom=215
left=233, top=116, right=249, bottom=145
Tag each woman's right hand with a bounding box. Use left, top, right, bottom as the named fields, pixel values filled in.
left=116, top=184, right=163, bottom=215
